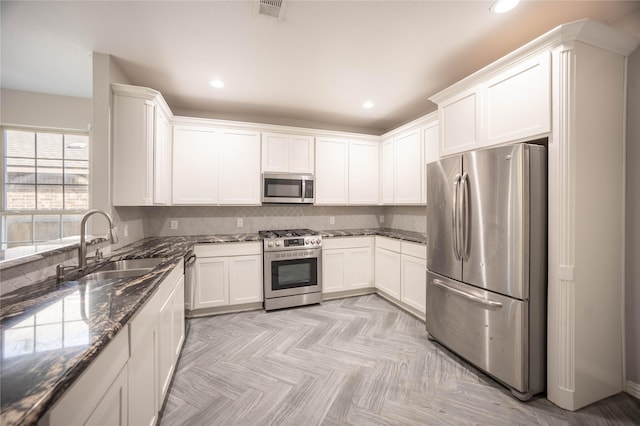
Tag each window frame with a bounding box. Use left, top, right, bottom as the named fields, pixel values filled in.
left=1, top=126, right=91, bottom=249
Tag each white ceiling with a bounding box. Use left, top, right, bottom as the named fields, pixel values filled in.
left=2, top=1, right=639, bottom=134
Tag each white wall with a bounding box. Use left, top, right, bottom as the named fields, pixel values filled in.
left=612, top=7, right=640, bottom=393
left=625, top=44, right=640, bottom=388
left=0, top=88, right=91, bottom=130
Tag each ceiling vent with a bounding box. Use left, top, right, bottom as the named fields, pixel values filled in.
left=258, top=0, right=284, bottom=19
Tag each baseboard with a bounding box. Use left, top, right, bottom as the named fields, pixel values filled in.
left=375, top=289, right=426, bottom=323
left=626, top=380, right=640, bottom=400
left=322, top=287, right=375, bottom=301
left=186, top=302, right=263, bottom=318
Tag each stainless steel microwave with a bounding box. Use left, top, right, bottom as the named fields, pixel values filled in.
left=262, top=173, right=315, bottom=204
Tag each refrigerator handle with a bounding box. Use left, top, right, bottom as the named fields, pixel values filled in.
left=452, top=174, right=462, bottom=261
left=460, top=172, right=470, bottom=262
left=432, top=278, right=503, bottom=310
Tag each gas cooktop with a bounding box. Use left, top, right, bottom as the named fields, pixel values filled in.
left=258, top=229, right=319, bottom=239
left=259, top=229, right=322, bottom=251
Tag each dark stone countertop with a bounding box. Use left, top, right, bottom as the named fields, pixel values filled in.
left=320, top=228, right=427, bottom=245
left=0, top=233, right=259, bottom=426
left=0, top=229, right=421, bottom=425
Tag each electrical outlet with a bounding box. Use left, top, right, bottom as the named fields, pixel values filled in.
left=329, top=216, right=335, bottom=225
left=237, top=218, right=243, bottom=228
left=170, top=220, right=178, bottom=230
left=124, top=224, right=129, bottom=237
left=380, top=215, right=385, bottom=223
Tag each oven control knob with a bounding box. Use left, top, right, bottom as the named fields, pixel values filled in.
left=267, top=241, right=274, bottom=248
left=276, top=241, right=281, bottom=246
left=315, top=238, right=321, bottom=244
left=305, top=238, right=311, bottom=244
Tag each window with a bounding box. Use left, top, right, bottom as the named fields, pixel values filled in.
left=2, top=128, right=90, bottom=250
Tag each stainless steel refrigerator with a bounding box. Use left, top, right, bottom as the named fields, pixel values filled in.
left=426, top=142, right=546, bottom=400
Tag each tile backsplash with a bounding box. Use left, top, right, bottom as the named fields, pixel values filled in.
left=142, top=205, right=385, bottom=236
left=382, top=206, right=427, bottom=233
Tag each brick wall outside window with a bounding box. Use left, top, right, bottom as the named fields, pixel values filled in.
left=2, top=128, right=90, bottom=249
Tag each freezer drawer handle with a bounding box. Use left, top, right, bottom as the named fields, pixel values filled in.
left=432, top=278, right=503, bottom=310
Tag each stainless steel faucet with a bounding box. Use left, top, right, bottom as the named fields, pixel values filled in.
left=79, top=209, right=119, bottom=269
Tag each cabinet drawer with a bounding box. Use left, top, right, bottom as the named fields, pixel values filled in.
left=401, top=241, right=426, bottom=259
left=375, top=236, right=401, bottom=252
left=323, top=236, right=372, bottom=250
left=195, top=242, right=261, bottom=257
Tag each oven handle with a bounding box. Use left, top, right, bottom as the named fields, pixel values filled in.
left=263, top=248, right=322, bottom=261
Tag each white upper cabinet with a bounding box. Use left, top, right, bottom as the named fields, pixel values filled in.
left=315, top=137, right=349, bottom=205
left=422, top=121, right=439, bottom=204
left=112, top=83, right=172, bottom=206
left=348, top=140, right=379, bottom=205
left=484, top=52, right=551, bottom=146
left=380, top=115, right=437, bottom=206
left=380, top=138, right=394, bottom=204
left=433, top=52, right=551, bottom=157
left=262, top=132, right=314, bottom=174
left=394, top=128, right=422, bottom=204
left=172, top=124, right=260, bottom=206
left=154, top=107, right=173, bottom=205
left=315, top=136, right=380, bottom=205
left=438, top=87, right=481, bottom=157
left=219, top=128, right=261, bottom=205
left=172, top=125, right=219, bottom=205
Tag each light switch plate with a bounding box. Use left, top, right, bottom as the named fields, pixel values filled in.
left=329, top=216, right=335, bottom=225
left=170, top=220, right=178, bottom=230
left=380, top=215, right=384, bottom=223
left=237, top=218, right=243, bottom=227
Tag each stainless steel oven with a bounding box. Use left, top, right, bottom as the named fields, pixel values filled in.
left=259, top=229, right=322, bottom=310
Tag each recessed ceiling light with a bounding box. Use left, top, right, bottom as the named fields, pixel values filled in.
left=491, top=0, right=519, bottom=13
left=363, top=101, right=375, bottom=109
left=210, top=79, right=225, bottom=88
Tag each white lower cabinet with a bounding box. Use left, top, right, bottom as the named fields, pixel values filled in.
left=43, top=263, right=185, bottom=426
left=128, top=263, right=184, bottom=426
left=41, top=324, right=130, bottom=426
left=374, top=237, right=427, bottom=319
left=158, top=277, right=185, bottom=404
left=374, top=238, right=401, bottom=299
left=193, top=242, right=262, bottom=312
left=86, top=365, right=129, bottom=426
left=128, top=326, right=157, bottom=426
left=322, top=237, right=373, bottom=294
left=400, top=245, right=427, bottom=316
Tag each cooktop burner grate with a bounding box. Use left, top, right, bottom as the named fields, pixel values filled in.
left=258, top=229, right=319, bottom=239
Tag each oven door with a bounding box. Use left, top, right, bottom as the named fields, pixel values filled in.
left=264, top=249, right=322, bottom=298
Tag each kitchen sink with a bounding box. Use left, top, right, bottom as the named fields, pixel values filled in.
left=99, top=258, right=165, bottom=271
left=79, top=269, right=151, bottom=282
left=78, top=258, right=165, bottom=283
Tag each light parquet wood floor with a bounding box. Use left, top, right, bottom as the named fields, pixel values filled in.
left=160, top=295, right=640, bottom=425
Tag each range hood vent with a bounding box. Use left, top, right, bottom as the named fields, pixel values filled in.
left=258, top=0, right=284, bottom=19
